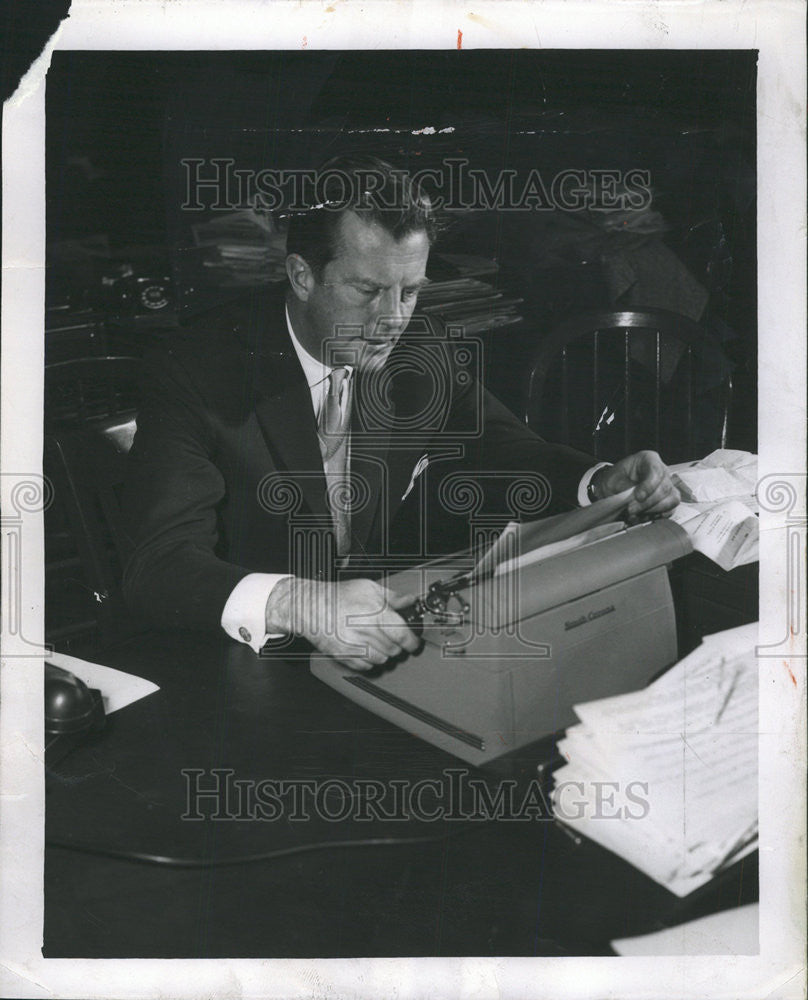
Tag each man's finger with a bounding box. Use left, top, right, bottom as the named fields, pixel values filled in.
left=631, top=460, right=666, bottom=502
left=642, top=487, right=681, bottom=515
left=329, top=614, right=394, bottom=659
left=342, top=655, right=379, bottom=673
left=635, top=478, right=678, bottom=511
left=378, top=615, right=421, bottom=653
left=350, top=615, right=419, bottom=658
left=343, top=610, right=415, bottom=656
left=627, top=488, right=680, bottom=522
left=387, top=590, right=419, bottom=610
left=357, top=627, right=402, bottom=659
left=373, top=590, right=423, bottom=651
left=351, top=642, right=389, bottom=665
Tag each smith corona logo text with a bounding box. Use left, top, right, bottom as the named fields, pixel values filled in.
left=564, top=604, right=616, bottom=631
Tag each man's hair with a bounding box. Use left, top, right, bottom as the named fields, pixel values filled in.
left=285, top=154, right=438, bottom=279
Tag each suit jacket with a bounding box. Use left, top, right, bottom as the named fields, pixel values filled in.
left=121, top=286, right=595, bottom=630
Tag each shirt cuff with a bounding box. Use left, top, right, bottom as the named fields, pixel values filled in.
left=577, top=462, right=613, bottom=506
left=221, top=573, right=293, bottom=654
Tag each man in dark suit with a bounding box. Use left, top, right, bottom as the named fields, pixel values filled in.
left=122, top=156, right=679, bottom=670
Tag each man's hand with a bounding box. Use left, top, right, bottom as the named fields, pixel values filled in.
left=591, top=450, right=680, bottom=521
left=266, top=577, right=421, bottom=671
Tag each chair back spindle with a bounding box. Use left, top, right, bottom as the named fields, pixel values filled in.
left=524, top=309, right=733, bottom=464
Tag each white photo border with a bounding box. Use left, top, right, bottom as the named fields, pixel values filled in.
left=1, top=1, right=805, bottom=998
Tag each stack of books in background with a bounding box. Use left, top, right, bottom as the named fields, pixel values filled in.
left=417, top=253, right=524, bottom=336
left=191, top=209, right=288, bottom=286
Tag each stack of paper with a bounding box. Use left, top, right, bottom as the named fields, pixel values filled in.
left=671, top=449, right=758, bottom=502
left=669, top=450, right=759, bottom=570
left=192, top=209, right=288, bottom=285
left=417, top=273, right=524, bottom=334
left=552, top=623, right=759, bottom=897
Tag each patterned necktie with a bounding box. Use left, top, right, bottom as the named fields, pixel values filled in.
left=317, top=367, right=353, bottom=556
left=317, top=367, right=351, bottom=460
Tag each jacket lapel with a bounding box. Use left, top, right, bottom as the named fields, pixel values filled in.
left=350, top=361, right=434, bottom=552
left=253, top=365, right=330, bottom=519
left=350, top=376, right=393, bottom=551
left=238, top=292, right=329, bottom=519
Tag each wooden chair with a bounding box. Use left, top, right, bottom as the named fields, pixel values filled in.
left=43, top=355, right=145, bottom=649
left=44, top=415, right=138, bottom=649
left=523, top=309, right=733, bottom=465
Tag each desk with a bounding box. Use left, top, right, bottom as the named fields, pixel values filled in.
left=44, top=557, right=758, bottom=958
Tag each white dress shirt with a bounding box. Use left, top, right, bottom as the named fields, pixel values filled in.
left=221, top=306, right=608, bottom=653
left=220, top=306, right=350, bottom=653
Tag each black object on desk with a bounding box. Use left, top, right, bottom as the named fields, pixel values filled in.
left=45, top=662, right=105, bottom=766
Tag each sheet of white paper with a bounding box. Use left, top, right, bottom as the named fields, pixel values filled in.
left=671, top=496, right=760, bottom=523
left=700, top=621, right=759, bottom=655
left=475, top=487, right=635, bottom=577
left=698, top=448, right=758, bottom=478
left=674, top=466, right=753, bottom=503
left=671, top=449, right=758, bottom=502
left=493, top=521, right=625, bottom=576
left=611, top=903, right=759, bottom=956
left=669, top=500, right=758, bottom=570
left=47, top=650, right=159, bottom=715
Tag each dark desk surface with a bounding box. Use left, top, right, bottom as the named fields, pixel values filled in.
left=45, top=557, right=759, bottom=958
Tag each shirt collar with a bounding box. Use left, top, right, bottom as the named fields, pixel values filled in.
left=285, top=303, right=332, bottom=391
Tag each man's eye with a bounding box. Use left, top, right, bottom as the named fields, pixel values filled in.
left=402, top=288, right=419, bottom=300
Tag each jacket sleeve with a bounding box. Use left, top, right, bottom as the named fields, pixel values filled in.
left=121, top=350, right=252, bottom=631
left=442, top=377, right=597, bottom=517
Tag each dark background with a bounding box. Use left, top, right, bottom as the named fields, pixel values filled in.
left=44, top=49, right=757, bottom=247
left=43, top=49, right=757, bottom=442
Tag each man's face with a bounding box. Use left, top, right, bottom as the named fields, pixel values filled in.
left=300, top=211, right=431, bottom=372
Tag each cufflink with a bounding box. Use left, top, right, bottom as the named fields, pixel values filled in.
left=587, top=463, right=613, bottom=503
left=239, top=626, right=252, bottom=642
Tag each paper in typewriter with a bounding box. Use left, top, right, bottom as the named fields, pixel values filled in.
left=474, top=486, right=636, bottom=578
left=553, top=622, right=759, bottom=897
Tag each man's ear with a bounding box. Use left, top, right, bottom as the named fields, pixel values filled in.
left=286, top=254, right=316, bottom=301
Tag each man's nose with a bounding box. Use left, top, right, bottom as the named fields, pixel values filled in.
left=378, top=287, right=410, bottom=330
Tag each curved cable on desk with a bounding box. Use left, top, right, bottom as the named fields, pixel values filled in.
left=45, top=824, right=486, bottom=869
